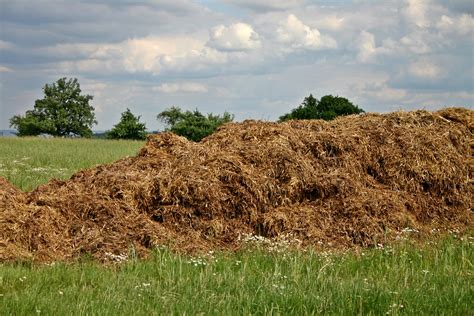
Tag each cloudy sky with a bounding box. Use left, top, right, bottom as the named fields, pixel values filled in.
left=0, top=0, right=473, bottom=131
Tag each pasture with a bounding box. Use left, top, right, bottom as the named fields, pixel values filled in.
left=0, top=137, right=144, bottom=191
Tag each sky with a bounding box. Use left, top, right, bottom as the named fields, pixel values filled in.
left=0, top=0, right=473, bottom=131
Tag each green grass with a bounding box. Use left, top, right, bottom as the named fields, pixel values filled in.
left=0, top=137, right=144, bottom=191
left=1, top=137, right=472, bottom=315
left=1, top=238, right=472, bottom=315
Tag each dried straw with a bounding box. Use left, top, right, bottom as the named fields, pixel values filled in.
left=1, top=108, right=472, bottom=262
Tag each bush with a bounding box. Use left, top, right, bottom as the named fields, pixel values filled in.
left=279, top=94, right=364, bottom=122
left=157, top=106, right=233, bottom=142
left=106, top=108, right=147, bottom=140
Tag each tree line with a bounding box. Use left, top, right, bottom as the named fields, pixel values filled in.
left=10, top=77, right=364, bottom=141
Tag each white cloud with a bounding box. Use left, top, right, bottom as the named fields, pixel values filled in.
left=437, top=14, right=455, bottom=30
left=276, top=14, right=337, bottom=50
left=354, top=80, right=408, bottom=103
left=404, top=0, right=431, bottom=28
left=357, top=28, right=439, bottom=64
left=208, top=23, right=261, bottom=52
left=0, top=65, right=13, bottom=72
left=458, top=13, right=474, bottom=34
left=158, top=46, right=228, bottom=74
left=399, top=32, right=432, bottom=54
left=356, top=31, right=394, bottom=63
left=120, top=36, right=204, bottom=74
left=58, top=58, right=114, bottom=75
left=357, top=31, right=377, bottom=63
left=437, top=13, right=474, bottom=35
left=55, top=36, right=229, bottom=76
left=0, top=40, right=15, bottom=50
left=315, top=16, right=346, bottom=31
left=153, top=82, right=208, bottom=93
left=223, top=0, right=305, bottom=11
left=408, top=59, right=442, bottom=78
left=394, top=90, right=474, bottom=110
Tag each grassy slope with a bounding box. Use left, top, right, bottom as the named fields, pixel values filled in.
left=0, top=137, right=144, bottom=191
left=0, top=137, right=472, bottom=315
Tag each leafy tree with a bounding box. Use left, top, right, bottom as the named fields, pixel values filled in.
left=9, top=77, right=96, bottom=137
left=278, top=94, right=364, bottom=122
left=157, top=106, right=234, bottom=142
left=278, top=94, right=319, bottom=122
left=9, top=113, right=46, bottom=136
left=106, top=108, right=147, bottom=140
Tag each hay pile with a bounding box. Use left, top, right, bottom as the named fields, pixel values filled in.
left=1, top=108, right=473, bottom=262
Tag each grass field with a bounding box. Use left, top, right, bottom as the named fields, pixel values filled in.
left=1, top=238, right=473, bottom=315
left=1, top=137, right=473, bottom=315
left=0, top=137, right=144, bottom=191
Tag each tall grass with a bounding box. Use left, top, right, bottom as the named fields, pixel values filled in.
left=0, top=137, right=144, bottom=191
left=1, top=237, right=472, bottom=315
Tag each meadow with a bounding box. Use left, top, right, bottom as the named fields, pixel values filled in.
left=1, top=137, right=473, bottom=315
left=0, top=137, right=144, bottom=191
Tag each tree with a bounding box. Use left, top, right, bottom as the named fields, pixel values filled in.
left=278, top=94, right=364, bottom=122
left=278, top=94, right=319, bottom=122
left=9, top=77, right=96, bottom=137
left=106, top=108, right=147, bottom=140
left=157, top=106, right=234, bottom=142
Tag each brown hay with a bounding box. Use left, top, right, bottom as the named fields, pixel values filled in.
left=1, top=108, right=473, bottom=262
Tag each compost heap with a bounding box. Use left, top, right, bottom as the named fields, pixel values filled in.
left=1, top=108, right=473, bottom=262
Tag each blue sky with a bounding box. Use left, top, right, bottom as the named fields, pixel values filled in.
left=1, top=0, right=473, bottom=131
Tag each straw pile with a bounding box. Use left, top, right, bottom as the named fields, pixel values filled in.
left=1, top=107, right=472, bottom=262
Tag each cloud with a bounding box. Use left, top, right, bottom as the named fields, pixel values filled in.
left=276, top=14, right=337, bottom=50
left=120, top=36, right=203, bottom=74
left=153, top=82, right=208, bottom=93
left=403, top=0, right=431, bottom=28
left=356, top=31, right=395, bottom=63
left=208, top=23, right=261, bottom=52
left=0, top=40, right=15, bottom=50
left=55, top=36, right=220, bottom=76
left=399, top=32, right=432, bottom=54
left=222, top=0, right=305, bottom=12
left=158, top=47, right=228, bottom=75
left=408, top=59, right=442, bottom=79
left=387, top=55, right=471, bottom=92
left=0, top=0, right=220, bottom=47
left=437, top=13, right=474, bottom=35
left=1, top=0, right=473, bottom=131
left=353, top=80, right=408, bottom=103
left=315, top=16, right=346, bottom=31
left=357, top=31, right=377, bottom=63
left=432, top=0, right=474, bottom=15
left=0, top=65, right=14, bottom=72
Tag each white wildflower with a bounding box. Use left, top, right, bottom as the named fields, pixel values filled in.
left=104, top=252, right=128, bottom=262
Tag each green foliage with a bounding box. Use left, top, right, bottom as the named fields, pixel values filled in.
left=279, top=94, right=364, bottom=122
left=9, top=77, right=97, bottom=137
left=279, top=94, right=319, bottom=121
left=9, top=113, right=46, bottom=136
left=157, top=106, right=234, bottom=142
left=106, top=108, right=147, bottom=140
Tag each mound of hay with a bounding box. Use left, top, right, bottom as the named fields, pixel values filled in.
left=1, top=108, right=473, bottom=262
